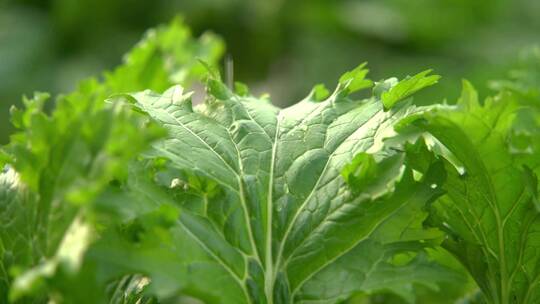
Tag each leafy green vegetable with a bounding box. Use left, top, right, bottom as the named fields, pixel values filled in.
left=102, top=16, right=224, bottom=94
left=0, top=17, right=223, bottom=303
left=109, top=67, right=459, bottom=303
left=409, top=81, right=540, bottom=304
left=0, top=45, right=465, bottom=303
left=4, top=13, right=540, bottom=304
left=0, top=93, right=162, bottom=302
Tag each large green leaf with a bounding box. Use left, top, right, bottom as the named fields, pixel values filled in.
left=412, top=81, right=540, bottom=304
left=114, top=66, right=455, bottom=303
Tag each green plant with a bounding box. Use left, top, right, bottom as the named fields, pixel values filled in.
left=409, top=70, right=540, bottom=304
left=1, top=18, right=539, bottom=304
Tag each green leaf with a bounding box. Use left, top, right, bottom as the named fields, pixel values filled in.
left=104, top=16, right=224, bottom=93
left=0, top=89, right=162, bottom=302
left=342, top=153, right=379, bottom=190
left=121, top=71, right=455, bottom=303
left=0, top=16, right=223, bottom=303
left=338, top=62, right=373, bottom=94
left=381, top=70, right=441, bottom=110
left=311, top=84, right=330, bottom=101
left=0, top=17, right=471, bottom=303
left=412, top=82, right=540, bottom=304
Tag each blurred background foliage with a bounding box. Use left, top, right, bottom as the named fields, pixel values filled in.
left=1, top=0, right=540, bottom=144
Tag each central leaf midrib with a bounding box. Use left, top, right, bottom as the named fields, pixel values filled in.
left=227, top=97, right=281, bottom=303
left=265, top=113, right=281, bottom=304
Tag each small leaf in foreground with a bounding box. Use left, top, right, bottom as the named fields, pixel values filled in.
left=382, top=69, right=441, bottom=110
